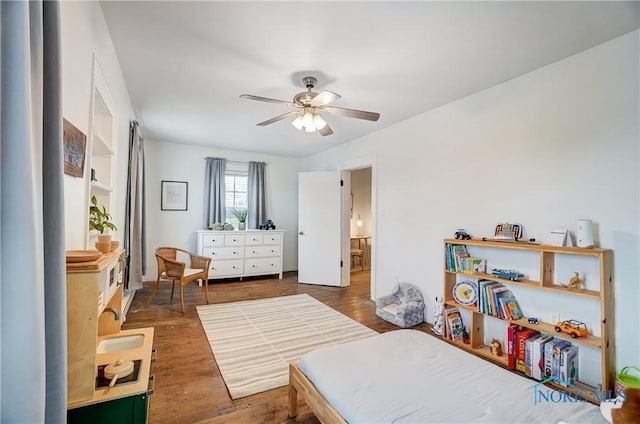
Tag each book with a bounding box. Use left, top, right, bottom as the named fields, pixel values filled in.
left=525, top=333, right=544, bottom=377
left=552, top=340, right=572, bottom=379
left=461, top=257, right=485, bottom=275
left=515, top=329, right=539, bottom=372
left=478, top=280, right=501, bottom=314
left=488, top=285, right=509, bottom=317
left=495, top=289, right=514, bottom=319
left=531, top=334, right=554, bottom=380
left=544, top=339, right=571, bottom=379
left=451, top=245, right=469, bottom=272
left=445, top=308, right=464, bottom=341
left=559, top=344, right=579, bottom=386
left=499, top=293, right=522, bottom=320
left=507, top=324, right=521, bottom=369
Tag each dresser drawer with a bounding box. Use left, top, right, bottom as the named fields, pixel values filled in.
left=244, top=258, right=281, bottom=275
left=245, top=234, right=263, bottom=246
left=263, top=233, right=282, bottom=245
left=202, top=246, right=244, bottom=260
left=224, top=234, right=245, bottom=246
left=245, top=245, right=281, bottom=258
left=210, top=260, right=243, bottom=277
left=201, top=233, right=225, bottom=247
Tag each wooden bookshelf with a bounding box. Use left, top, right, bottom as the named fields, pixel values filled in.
left=442, top=239, right=614, bottom=404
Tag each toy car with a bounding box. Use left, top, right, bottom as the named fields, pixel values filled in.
left=454, top=229, right=472, bottom=240
left=527, top=317, right=539, bottom=325
left=491, top=269, right=525, bottom=281
left=554, top=319, right=588, bottom=338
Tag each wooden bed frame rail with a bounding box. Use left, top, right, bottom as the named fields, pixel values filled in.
left=288, top=363, right=346, bottom=424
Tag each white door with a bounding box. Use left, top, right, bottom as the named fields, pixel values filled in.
left=298, top=171, right=350, bottom=286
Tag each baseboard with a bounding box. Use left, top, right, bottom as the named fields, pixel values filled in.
left=121, top=289, right=136, bottom=323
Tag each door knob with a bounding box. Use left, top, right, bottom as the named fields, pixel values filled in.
left=298, top=231, right=304, bottom=235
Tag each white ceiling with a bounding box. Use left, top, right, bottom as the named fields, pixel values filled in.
left=99, top=1, right=639, bottom=158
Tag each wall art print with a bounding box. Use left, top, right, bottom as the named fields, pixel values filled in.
left=63, top=118, right=87, bottom=178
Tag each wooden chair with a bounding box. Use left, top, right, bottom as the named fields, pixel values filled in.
left=350, top=248, right=364, bottom=271
left=146, top=247, right=211, bottom=314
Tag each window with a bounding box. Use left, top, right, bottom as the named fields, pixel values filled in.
left=225, top=166, right=248, bottom=224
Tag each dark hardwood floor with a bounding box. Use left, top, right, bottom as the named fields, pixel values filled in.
left=123, top=271, right=432, bottom=424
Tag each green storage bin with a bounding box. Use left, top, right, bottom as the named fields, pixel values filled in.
left=615, top=366, right=640, bottom=396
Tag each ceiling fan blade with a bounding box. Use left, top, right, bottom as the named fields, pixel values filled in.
left=319, top=123, right=334, bottom=136
left=324, top=106, right=380, bottom=121
left=310, top=90, right=341, bottom=107
left=256, top=110, right=299, bottom=126
left=240, top=94, right=297, bottom=107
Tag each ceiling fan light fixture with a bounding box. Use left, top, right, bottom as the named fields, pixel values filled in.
left=313, top=114, right=327, bottom=130
left=302, top=110, right=315, bottom=131
left=242, top=76, right=379, bottom=136
left=291, top=115, right=304, bottom=130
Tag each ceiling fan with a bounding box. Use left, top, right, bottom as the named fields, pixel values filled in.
left=240, top=76, right=380, bottom=136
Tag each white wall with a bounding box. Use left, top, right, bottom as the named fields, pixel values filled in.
left=61, top=2, right=136, bottom=248
left=143, top=140, right=301, bottom=278
left=302, top=31, right=639, bottom=372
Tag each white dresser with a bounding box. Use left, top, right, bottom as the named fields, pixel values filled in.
left=195, top=230, right=284, bottom=280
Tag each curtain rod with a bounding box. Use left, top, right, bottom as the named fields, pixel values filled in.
left=204, top=158, right=268, bottom=166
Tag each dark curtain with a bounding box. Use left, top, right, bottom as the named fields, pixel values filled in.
left=1, top=1, right=67, bottom=421
left=125, top=120, right=146, bottom=291
left=204, top=157, right=226, bottom=226
left=248, top=161, right=267, bottom=229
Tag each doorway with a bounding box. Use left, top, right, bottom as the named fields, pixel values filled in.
left=348, top=166, right=373, bottom=299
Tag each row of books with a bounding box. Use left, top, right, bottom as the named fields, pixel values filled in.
left=477, top=280, right=522, bottom=320
left=507, top=324, right=578, bottom=386
left=445, top=244, right=486, bottom=274
left=445, top=307, right=465, bottom=341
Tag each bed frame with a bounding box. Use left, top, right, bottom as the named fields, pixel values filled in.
left=288, top=363, right=346, bottom=424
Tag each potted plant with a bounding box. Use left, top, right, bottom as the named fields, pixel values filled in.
left=230, top=208, right=248, bottom=230
left=89, top=195, right=117, bottom=244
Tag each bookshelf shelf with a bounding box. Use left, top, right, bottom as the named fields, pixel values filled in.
left=445, top=299, right=602, bottom=349
left=447, top=269, right=600, bottom=299
left=442, top=239, right=614, bottom=404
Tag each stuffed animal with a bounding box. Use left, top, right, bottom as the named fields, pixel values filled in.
left=490, top=338, right=503, bottom=356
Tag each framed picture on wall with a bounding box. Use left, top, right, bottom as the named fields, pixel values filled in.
left=63, top=118, right=87, bottom=178
left=161, top=180, right=188, bottom=211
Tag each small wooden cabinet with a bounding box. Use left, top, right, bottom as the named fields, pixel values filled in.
left=66, top=250, right=125, bottom=404
left=196, top=230, right=284, bottom=280
left=442, top=238, right=613, bottom=402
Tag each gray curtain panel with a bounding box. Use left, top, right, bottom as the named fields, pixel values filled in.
left=1, top=1, right=67, bottom=422
left=248, top=161, right=267, bottom=229
left=125, top=120, right=146, bottom=291
left=204, top=157, right=227, bottom=226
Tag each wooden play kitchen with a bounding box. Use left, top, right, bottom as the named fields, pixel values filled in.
left=65, top=249, right=155, bottom=423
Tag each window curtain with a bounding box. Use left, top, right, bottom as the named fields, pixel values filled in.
left=248, top=161, right=267, bottom=229
left=1, top=1, right=67, bottom=422
left=204, top=157, right=226, bottom=226
left=124, top=120, right=146, bottom=291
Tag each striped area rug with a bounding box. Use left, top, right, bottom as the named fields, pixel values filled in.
left=196, top=293, right=378, bottom=399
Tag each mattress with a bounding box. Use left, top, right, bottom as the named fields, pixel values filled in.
left=297, top=329, right=607, bottom=423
